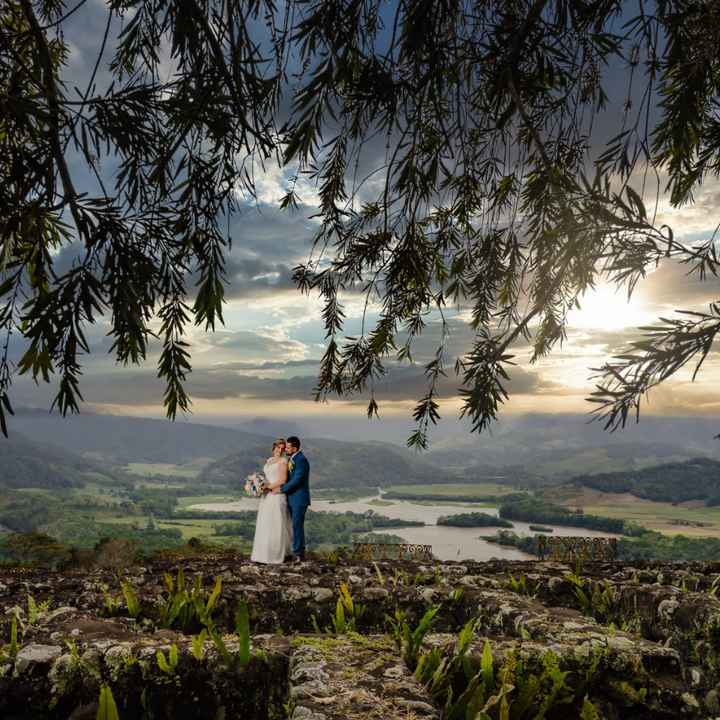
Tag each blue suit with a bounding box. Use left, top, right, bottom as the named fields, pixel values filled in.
left=281, top=451, right=310, bottom=556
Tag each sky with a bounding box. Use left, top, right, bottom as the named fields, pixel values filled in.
left=7, top=1, right=720, bottom=439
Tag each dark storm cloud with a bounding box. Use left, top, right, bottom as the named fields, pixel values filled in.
left=227, top=204, right=317, bottom=259
left=223, top=255, right=297, bottom=300
left=44, top=225, right=302, bottom=306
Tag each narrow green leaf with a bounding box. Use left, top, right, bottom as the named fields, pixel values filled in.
left=235, top=601, right=250, bottom=666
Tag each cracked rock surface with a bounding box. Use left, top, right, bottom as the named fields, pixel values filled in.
left=2, top=556, right=720, bottom=718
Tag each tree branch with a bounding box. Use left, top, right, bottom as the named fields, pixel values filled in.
left=19, top=0, right=85, bottom=239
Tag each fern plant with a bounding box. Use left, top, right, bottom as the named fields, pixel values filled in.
left=27, top=595, right=39, bottom=625
left=120, top=581, right=141, bottom=619
left=330, top=583, right=365, bottom=634
left=158, top=569, right=222, bottom=632
left=0, top=616, right=20, bottom=660
left=191, top=630, right=207, bottom=661
left=156, top=643, right=180, bottom=675
left=195, top=597, right=252, bottom=670
left=709, top=575, right=720, bottom=597
left=508, top=575, right=531, bottom=596
left=567, top=573, right=593, bottom=615
left=387, top=606, right=440, bottom=670
left=414, top=623, right=597, bottom=720
left=101, top=584, right=121, bottom=617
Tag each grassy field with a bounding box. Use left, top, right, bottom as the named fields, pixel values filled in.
left=386, top=482, right=515, bottom=497
left=101, top=516, right=225, bottom=539
left=124, top=461, right=211, bottom=478
left=545, top=486, right=720, bottom=538
left=312, top=487, right=378, bottom=501
left=177, top=494, right=237, bottom=508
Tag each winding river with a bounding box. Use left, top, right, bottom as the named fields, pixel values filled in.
left=190, top=492, right=618, bottom=562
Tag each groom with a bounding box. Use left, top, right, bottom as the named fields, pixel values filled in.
left=276, top=435, right=310, bottom=562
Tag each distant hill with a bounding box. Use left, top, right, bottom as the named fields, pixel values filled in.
left=234, top=417, right=304, bottom=438
left=426, top=414, right=720, bottom=477
left=0, top=433, right=118, bottom=489
left=200, top=438, right=454, bottom=488
left=9, top=409, right=266, bottom=464
left=7, top=409, right=455, bottom=487
left=571, top=458, right=720, bottom=504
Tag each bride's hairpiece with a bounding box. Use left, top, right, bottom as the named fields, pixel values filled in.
left=272, top=438, right=286, bottom=451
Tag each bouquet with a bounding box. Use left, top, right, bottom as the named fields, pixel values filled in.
left=244, top=472, right=267, bottom=498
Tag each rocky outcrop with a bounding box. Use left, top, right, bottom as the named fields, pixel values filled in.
left=289, top=634, right=437, bottom=720
left=2, top=556, right=720, bottom=718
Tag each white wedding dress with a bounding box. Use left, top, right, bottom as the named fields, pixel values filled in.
left=250, top=459, right=293, bottom=564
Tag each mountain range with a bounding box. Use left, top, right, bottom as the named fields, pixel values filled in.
left=4, top=408, right=453, bottom=488
left=425, top=413, right=720, bottom=478
left=3, top=408, right=720, bottom=490
left=199, top=437, right=448, bottom=488
left=0, top=432, right=118, bottom=489
left=8, top=408, right=264, bottom=464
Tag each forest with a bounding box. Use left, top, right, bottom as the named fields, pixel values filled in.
left=573, top=459, right=720, bottom=505
left=498, top=494, right=638, bottom=535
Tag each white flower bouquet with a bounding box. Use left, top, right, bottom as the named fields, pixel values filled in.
left=244, top=472, right=267, bottom=498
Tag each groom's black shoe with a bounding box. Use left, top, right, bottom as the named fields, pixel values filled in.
left=291, top=554, right=305, bottom=563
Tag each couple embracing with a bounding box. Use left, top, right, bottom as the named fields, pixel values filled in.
left=250, top=436, right=310, bottom=564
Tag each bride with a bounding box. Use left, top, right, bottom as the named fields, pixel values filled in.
left=250, top=438, right=293, bottom=564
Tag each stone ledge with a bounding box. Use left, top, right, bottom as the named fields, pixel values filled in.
left=289, top=634, right=438, bottom=720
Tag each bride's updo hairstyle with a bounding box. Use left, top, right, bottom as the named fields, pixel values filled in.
left=272, top=438, right=286, bottom=453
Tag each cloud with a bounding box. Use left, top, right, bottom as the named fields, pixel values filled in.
left=641, top=260, right=718, bottom=310
left=9, top=352, right=555, bottom=412
left=205, top=329, right=308, bottom=362
left=227, top=204, right=317, bottom=260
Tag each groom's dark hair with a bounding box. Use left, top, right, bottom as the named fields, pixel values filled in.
left=287, top=436, right=301, bottom=450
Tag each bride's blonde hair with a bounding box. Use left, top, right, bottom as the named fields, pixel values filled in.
left=272, top=438, right=286, bottom=452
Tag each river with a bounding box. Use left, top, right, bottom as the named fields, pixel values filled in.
left=189, top=492, right=618, bottom=562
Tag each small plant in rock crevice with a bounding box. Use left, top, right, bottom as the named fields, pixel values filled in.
left=567, top=572, right=592, bottom=615
left=0, top=616, right=20, bottom=661
left=191, top=630, right=208, bottom=661
left=101, top=583, right=122, bottom=617
left=507, top=574, right=533, bottom=597
left=328, top=583, right=365, bottom=634
left=389, top=568, right=407, bottom=590
left=156, top=643, right=180, bottom=675
left=121, top=580, right=141, bottom=619
left=387, top=605, right=440, bottom=670
left=158, top=568, right=222, bottom=632
left=198, top=599, right=252, bottom=670
left=26, top=594, right=51, bottom=625
left=413, top=620, right=610, bottom=719
left=372, top=562, right=385, bottom=587
left=709, top=575, right=720, bottom=598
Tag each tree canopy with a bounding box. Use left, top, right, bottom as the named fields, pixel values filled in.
left=1, top=0, right=719, bottom=444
